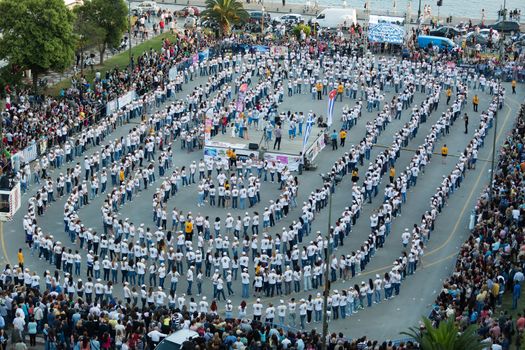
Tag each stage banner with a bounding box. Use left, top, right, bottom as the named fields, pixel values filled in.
left=327, top=89, right=337, bottom=127
left=270, top=46, right=288, bottom=57
left=205, top=117, right=213, bottom=143
left=306, top=133, right=326, bottom=161
left=264, top=152, right=302, bottom=171
left=302, top=115, right=314, bottom=155
left=169, top=67, right=178, bottom=81
left=204, top=146, right=258, bottom=163
left=22, top=143, right=38, bottom=164
left=235, top=83, right=249, bottom=112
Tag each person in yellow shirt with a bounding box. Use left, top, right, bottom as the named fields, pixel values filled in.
left=441, top=144, right=448, bottom=164
left=337, top=83, right=344, bottom=102
left=18, top=248, right=24, bottom=269
left=446, top=87, right=452, bottom=105
left=472, top=94, right=479, bottom=112
left=316, top=82, right=323, bottom=100
left=339, top=129, right=347, bottom=147
left=389, top=166, right=395, bottom=183
left=185, top=220, right=193, bottom=240
left=351, top=168, right=359, bottom=183
left=512, top=79, right=517, bottom=94
left=119, top=168, right=125, bottom=183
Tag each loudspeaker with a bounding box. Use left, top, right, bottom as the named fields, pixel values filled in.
left=249, top=143, right=259, bottom=150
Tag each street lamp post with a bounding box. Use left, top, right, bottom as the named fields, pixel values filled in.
left=261, top=7, right=265, bottom=35
left=489, top=79, right=500, bottom=201
left=128, top=0, right=133, bottom=70
left=417, top=0, right=422, bottom=24
left=321, top=186, right=333, bottom=350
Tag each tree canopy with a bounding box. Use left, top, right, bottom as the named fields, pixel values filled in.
left=201, top=0, right=249, bottom=36
left=401, top=318, right=484, bottom=350
left=76, top=0, right=128, bottom=64
left=0, top=0, right=76, bottom=91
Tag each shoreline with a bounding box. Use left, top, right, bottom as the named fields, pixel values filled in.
left=152, top=0, right=524, bottom=26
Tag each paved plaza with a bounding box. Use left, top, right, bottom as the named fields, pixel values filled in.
left=3, top=58, right=524, bottom=341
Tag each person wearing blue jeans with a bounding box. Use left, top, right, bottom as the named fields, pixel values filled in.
left=513, top=281, right=521, bottom=309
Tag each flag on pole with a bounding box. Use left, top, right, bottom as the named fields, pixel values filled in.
left=327, top=89, right=337, bottom=127
left=302, top=114, right=314, bottom=154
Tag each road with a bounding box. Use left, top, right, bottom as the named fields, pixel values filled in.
left=3, top=62, right=523, bottom=341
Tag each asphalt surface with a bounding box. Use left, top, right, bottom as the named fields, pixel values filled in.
left=3, top=63, right=524, bottom=341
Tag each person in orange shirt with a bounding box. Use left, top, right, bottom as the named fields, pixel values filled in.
left=18, top=248, right=24, bottom=269
left=316, top=82, right=323, bottom=100
left=512, top=79, right=517, bottom=94
left=441, top=144, right=448, bottom=164
left=339, top=129, right=347, bottom=147
left=337, top=83, right=344, bottom=102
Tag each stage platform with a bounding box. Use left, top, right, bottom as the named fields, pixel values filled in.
left=204, top=124, right=327, bottom=171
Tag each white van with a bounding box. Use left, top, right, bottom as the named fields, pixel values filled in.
left=155, top=330, right=200, bottom=350
left=313, top=8, right=357, bottom=29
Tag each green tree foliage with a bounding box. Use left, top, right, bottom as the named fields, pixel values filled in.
left=293, top=24, right=311, bottom=39
left=0, top=0, right=76, bottom=92
left=401, top=318, right=484, bottom=350
left=76, top=0, right=128, bottom=64
left=201, top=0, right=249, bottom=36
left=74, top=8, right=106, bottom=73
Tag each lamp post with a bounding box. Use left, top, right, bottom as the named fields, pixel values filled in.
left=490, top=39, right=505, bottom=200
left=321, top=187, right=333, bottom=350
left=261, top=7, right=265, bottom=35
left=128, top=0, right=133, bottom=70
left=417, top=0, right=422, bottom=24
left=489, top=78, right=500, bottom=201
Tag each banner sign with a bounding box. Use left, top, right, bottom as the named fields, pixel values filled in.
left=306, top=133, right=326, bottom=161
left=169, top=67, right=178, bottom=81
left=270, top=46, right=289, bottom=57
left=22, top=143, right=38, bottom=164
left=11, top=151, right=22, bottom=172
left=204, top=146, right=258, bottom=163
left=235, top=83, right=249, bottom=112
left=263, top=152, right=302, bottom=171
left=327, top=89, right=337, bottom=127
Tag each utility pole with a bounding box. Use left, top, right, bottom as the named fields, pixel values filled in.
left=128, top=0, right=133, bottom=70
left=321, top=186, right=333, bottom=350
left=489, top=79, right=500, bottom=201
left=490, top=34, right=506, bottom=200
left=261, top=6, right=265, bottom=35
left=417, top=0, right=422, bottom=24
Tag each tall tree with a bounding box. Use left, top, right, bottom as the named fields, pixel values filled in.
left=74, top=7, right=106, bottom=73
left=0, top=0, right=76, bottom=92
left=401, top=318, right=484, bottom=350
left=76, top=0, right=128, bottom=65
left=201, top=0, right=249, bottom=36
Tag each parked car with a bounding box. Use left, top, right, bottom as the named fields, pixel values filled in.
left=429, top=26, right=466, bottom=38
left=154, top=330, right=200, bottom=350
left=478, top=28, right=500, bottom=42
left=464, top=32, right=489, bottom=46
left=274, top=13, right=303, bottom=25
left=248, top=10, right=271, bottom=24
left=136, top=1, right=159, bottom=14
left=487, top=20, right=520, bottom=33
left=178, top=6, right=200, bottom=17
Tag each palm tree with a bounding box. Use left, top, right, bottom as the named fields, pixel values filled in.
left=401, top=317, right=484, bottom=350
left=201, top=0, right=249, bottom=36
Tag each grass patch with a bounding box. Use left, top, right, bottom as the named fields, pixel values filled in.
left=46, top=32, right=177, bottom=96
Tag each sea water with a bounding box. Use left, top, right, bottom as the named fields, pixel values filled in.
left=285, top=0, right=524, bottom=20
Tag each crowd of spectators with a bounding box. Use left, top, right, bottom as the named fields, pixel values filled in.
left=429, top=103, right=525, bottom=349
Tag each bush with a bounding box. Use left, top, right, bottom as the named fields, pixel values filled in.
left=293, top=24, right=311, bottom=39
